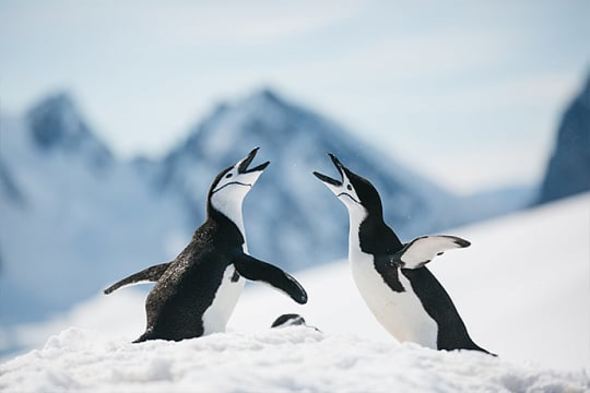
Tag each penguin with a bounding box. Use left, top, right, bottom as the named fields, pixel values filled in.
left=271, top=314, right=321, bottom=332
left=271, top=314, right=307, bottom=328
left=104, top=148, right=308, bottom=342
left=313, top=154, right=491, bottom=354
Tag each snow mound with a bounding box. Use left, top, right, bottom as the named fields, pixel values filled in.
left=1, top=327, right=587, bottom=393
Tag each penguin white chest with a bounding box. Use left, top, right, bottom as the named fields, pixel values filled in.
left=349, top=250, right=438, bottom=348
left=202, top=265, right=245, bottom=335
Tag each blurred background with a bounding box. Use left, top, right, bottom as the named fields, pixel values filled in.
left=1, top=1, right=589, bottom=366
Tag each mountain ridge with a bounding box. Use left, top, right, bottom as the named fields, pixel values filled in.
left=153, top=87, right=463, bottom=268
left=0, top=86, right=538, bottom=326
left=26, top=92, right=113, bottom=170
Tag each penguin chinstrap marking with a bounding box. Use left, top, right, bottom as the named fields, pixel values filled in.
left=104, top=148, right=308, bottom=343
left=313, top=154, right=491, bottom=354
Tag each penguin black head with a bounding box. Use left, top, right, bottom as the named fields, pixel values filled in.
left=313, top=154, right=383, bottom=217
left=271, top=313, right=307, bottom=328
left=208, top=147, right=270, bottom=216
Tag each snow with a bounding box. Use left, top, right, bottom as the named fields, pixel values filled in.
left=1, top=327, right=587, bottom=393
left=0, top=194, right=588, bottom=391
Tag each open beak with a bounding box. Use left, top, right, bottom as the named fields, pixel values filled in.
left=313, top=153, right=344, bottom=187
left=238, top=147, right=270, bottom=174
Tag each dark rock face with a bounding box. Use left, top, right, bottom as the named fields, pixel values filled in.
left=538, top=75, right=590, bottom=204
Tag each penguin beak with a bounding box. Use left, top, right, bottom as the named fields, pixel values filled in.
left=313, top=153, right=344, bottom=187
left=237, top=147, right=270, bottom=174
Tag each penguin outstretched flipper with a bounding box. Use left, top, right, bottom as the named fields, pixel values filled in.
left=104, top=262, right=171, bottom=294
left=394, top=236, right=471, bottom=270
left=233, top=253, right=308, bottom=304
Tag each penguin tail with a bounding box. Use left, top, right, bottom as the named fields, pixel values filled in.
left=473, top=344, right=497, bottom=357
left=132, top=330, right=155, bottom=344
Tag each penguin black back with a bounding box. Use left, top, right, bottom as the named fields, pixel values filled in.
left=137, top=212, right=244, bottom=342
left=401, top=267, right=491, bottom=353
left=106, top=148, right=308, bottom=343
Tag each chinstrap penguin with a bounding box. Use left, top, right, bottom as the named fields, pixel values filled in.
left=271, top=313, right=320, bottom=332
left=313, top=154, right=491, bottom=354
left=105, top=148, right=308, bottom=342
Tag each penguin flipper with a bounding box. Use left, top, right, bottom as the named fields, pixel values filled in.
left=232, top=253, right=308, bottom=304
left=398, top=236, right=471, bottom=269
left=104, top=262, right=172, bottom=294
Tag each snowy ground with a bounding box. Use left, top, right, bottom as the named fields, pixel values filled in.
left=1, top=327, right=588, bottom=393
left=1, top=194, right=589, bottom=392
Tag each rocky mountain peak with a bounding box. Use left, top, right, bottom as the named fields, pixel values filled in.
left=26, top=92, right=112, bottom=168
left=537, top=72, right=590, bottom=203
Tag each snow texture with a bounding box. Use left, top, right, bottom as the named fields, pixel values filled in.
left=1, top=327, right=588, bottom=393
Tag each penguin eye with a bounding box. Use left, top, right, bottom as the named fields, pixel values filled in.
left=347, top=184, right=352, bottom=191
left=225, top=173, right=233, bottom=179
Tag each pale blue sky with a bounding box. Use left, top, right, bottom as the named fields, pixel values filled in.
left=1, top=0, right=589, bottom=193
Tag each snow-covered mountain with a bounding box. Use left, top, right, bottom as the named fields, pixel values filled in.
left=0, top=94, right=187, bottom=324
left=0, top=88, right=532, bottom=327
left=26, top=93, right=112, bottom=169
left=538, top=74, right=590, bottom=204
left=155, top=89, right=466, bottom=270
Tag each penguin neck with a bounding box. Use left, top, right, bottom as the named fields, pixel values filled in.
left=346, top=206, right=371, bottom=258
left=207, top=199, right=247, bottom=251
left=348, top=207, right=390, bottom=257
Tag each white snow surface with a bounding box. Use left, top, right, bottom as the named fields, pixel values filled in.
left=1, top=327, right=588, bottom=393
left=1, top=194, right=588, bottom=392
